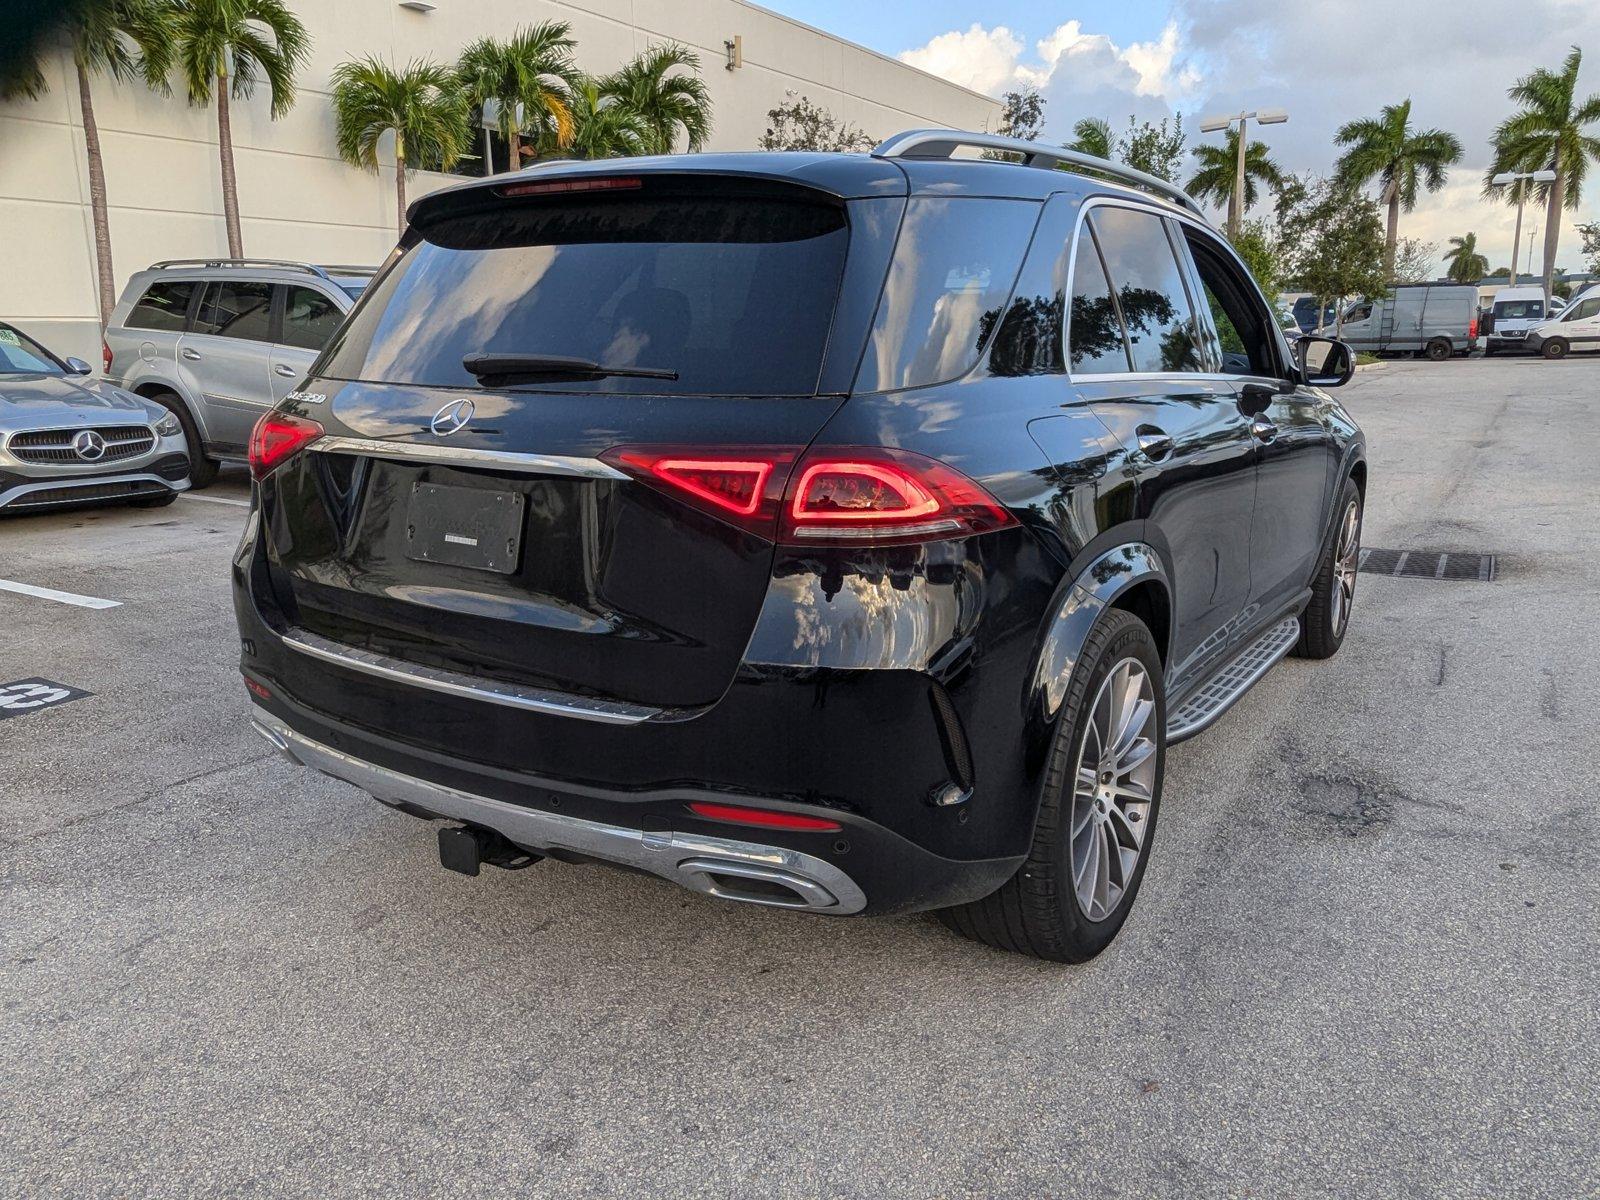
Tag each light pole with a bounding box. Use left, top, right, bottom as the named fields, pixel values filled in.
left=1199, top=108, right=1288, bottom=240
left=1491, top=169, right=1556, bottom=286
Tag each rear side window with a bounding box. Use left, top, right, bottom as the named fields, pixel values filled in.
left=193, top=280, right=274, bottom=341
left=126, top=280, right=198, bottom=332
left=1068, top=230, right=1131, bottom=373
left=282, top=286, right=342, bottom=351
left=322, top=190, right=849, bottom=396
left=1089, top=207, right=1205, bottom=374
left=858, top=198, right=1039, bottom=391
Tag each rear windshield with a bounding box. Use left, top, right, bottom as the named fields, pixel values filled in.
left=1492, top=299, right=1544, bottom=319
left=321, top=191, right=849, bottom=396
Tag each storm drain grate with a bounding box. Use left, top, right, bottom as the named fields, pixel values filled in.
left=1358, top=548, right=1496, bottom=582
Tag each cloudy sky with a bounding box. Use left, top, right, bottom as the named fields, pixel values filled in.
left=777, top=0, right=1600, bottom=277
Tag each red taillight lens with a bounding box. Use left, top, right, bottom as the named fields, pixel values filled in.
left=1469, top=316, right=1479, bottom=339
left=782, top=447, right=1017, bottom=545
left=497, top=176, right=642, bottom=199
left=599, top=445, right=798, bottom=536
left=687, top=801, right=842, bottom=832
left=102, top=340, right=112, bottom=373
left=248, top=411, right=323, bottom=481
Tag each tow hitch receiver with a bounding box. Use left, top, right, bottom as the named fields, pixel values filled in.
left=437, top=825, right=543, bottom=877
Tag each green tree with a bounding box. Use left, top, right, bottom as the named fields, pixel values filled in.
left=997, top=88, right=1044, bottom=141
left=1485, top=46, right=1600, bottom=301
left=458, top=22, right=579, bottom=172
left=1187, top=126, right=1284, bottom=233
left=601, top=43, right=711, bottom=155
left=1442, top=232, right=1489, bottom=283
left=1279, top=177, right=1389, bottom=335
left=1577, top=221, right=1600, bottom=275
left=1, top=0, right=176, bottom=327
left=1066, top=116, right=1114, bottom=160
left=758, top=95, right=872, bottom=152
left=1333, top=98, right=1462, bottom=280
left=1229, top=220, right=1283, bottom=307
left=1392, top=237, right=1438, bottom=284
left=566, top=75, right=649, bottom=160
left=173, top=0, right=309, bottom=260
left=1117, top=114, right=1185, bottom=182
left=331, top=57, right=467, bottom=235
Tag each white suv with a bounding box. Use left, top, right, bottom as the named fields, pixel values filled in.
left=1526, top=284, right=1600, bottom=360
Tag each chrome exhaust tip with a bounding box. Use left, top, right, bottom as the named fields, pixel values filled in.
left=675, top=857, right=841, bottom=910
left=251, top=719, right=300, bottom=765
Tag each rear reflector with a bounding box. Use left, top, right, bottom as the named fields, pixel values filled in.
left=243, top=677, right=272, bottom=701
left=497, top=176, right=643, bottom=198
left=248, top=411, right=323, bottom=481
left=687, top=801, right=843, bottom=832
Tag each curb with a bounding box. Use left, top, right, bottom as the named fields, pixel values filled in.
left=1354, top=361, right=1387, bottom=373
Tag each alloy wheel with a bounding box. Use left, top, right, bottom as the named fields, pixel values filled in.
left=1070, top=658, right=1158, bottom=922
left=1332, top=499, right=1360, bottom=636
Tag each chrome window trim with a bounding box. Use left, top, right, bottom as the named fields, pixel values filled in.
left=307, top=436, right=628, bottom=480
left=1062, top=195, right=1298, bottom=390
left=280, top=626, right=659, bottom=724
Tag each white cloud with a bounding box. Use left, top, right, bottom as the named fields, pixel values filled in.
left=897, top=24, right=1026, bottom=95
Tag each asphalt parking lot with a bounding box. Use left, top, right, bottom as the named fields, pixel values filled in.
left=2, top=356, right=1597, bottom=1198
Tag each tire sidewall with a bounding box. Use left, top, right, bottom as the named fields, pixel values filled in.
left=1543, top=338, right=1568, bottom=360
left=148, top=391, right=219, bottom=488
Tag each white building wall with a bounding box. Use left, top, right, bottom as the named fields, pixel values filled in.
left=0, top=0, right=998, bottom=364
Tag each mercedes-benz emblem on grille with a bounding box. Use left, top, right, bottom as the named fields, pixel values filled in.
left=430, top=398, right=475, bottom=437
left=72, top=430, right=107, bottom=462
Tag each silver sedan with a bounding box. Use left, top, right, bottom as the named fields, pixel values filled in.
left=0, top=322, right=191, bottom=514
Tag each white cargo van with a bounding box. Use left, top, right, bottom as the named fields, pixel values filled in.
left=1525, top=284, right=1600, bottom=359
left=1322, top=284, right=1479, bottom=360
left=1483, top=285, right=1555, bottom=355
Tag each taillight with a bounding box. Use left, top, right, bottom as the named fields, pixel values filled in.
left=1469, top=316, right=1479, bottom=339
left=102, top=340, right=113, bottom=373
left=781, top=447, right=1017, bottom=545
left=687, top=801, right=842, bottom=832
left=600, top=443, right=1016, bottom=546
left=248, top=411, right=323, bottom=481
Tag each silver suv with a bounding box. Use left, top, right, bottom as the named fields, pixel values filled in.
left=105, top=260, right=373, bottom=487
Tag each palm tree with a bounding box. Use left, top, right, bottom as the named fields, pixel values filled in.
left=1066, top=117, right=1114, bottom=160
left=1186, top=127, right=1284, bottom=230
left=565, top=76, right=649, bottom=160
left=1485, top=46, right=1600, bottom=301
left=600, top=44, right=711, bottom=155
left=1334, top=99, right=1463, bottom=280
left=457, top=23, right=579, bottom=171
left=1442, top=232, right=1490, bottom=282
left=172, top=0, right=309, bottom=259
left=331, top=57, right=468, bottom=235
left=2, top=0, right=176, bottom=328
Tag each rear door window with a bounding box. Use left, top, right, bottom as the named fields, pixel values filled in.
left=1493, top=299, right=1543, bottom=320
left=193, top=280, right=274, bottom=341
left=322, top=186, right=850, bottom=396
left=126, top=280, right=199, bottom=332
left=1067, top=228, right=1132, bottom=374
left=858, top=197, right=1039, bottom=391
left=1088, top=206, right=1205, bottom=374
left=281, top=286, right=343, bottom=351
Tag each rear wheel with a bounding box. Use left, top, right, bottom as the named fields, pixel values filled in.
left=1425, top=338, right=1451, bottom=362
left=938, top=609, right=1165, bottom=962
left=1542, top=337, right=1570, bottom=360
left=1294, top=477, right=1361, bottom=659
left=145, top=391, right=218, bottom=488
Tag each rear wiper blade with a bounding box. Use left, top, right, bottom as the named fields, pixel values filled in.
left=462, top=353, right=678, bottom=385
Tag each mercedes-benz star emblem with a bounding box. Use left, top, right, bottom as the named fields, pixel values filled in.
left=72, top=430, right=107, bottom=462
left=430, top=398, right=475, bottom=437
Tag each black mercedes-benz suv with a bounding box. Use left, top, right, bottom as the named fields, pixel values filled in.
left=235, top=130, right=1365, bottom=962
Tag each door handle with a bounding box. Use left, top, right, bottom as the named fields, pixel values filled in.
left=180, top=348, right=201, bottom=361
left=273, top=364, right=297, bottom=377
left=1250, top=417, right=1278, bottom=444
left=1135, top=426, right=1174, bottom=461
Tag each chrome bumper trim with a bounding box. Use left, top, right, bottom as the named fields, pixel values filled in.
left=309, top=437, right=627, bottom=480
left=281, top=626, right=659, bottom=725
left=252, top=710, right=867, bottom=914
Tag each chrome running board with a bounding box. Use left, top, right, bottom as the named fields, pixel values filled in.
left=1166, top=617, right=1300, bottom=744
left=250, top=709, right=867, bottom=914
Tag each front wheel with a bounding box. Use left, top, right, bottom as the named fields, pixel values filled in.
left=1542, top=338, right=1570, bottom=360
left=938, top=609, right=1165, bottom=962
left=1294, top=478, right=1362, bottom=659
left=148, top=391, right=219, bottom=488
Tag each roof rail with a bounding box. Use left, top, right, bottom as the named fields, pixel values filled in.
left=872, top=129, right=1207, bottom=219
left=317, top=264, right=378, bottom=276
left=148, top=258, right=332, bottom=279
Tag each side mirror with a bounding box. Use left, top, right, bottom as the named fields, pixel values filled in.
left=64, top=357, right=94, bottom=376
left=1296, top=336, right=1354, bottom=388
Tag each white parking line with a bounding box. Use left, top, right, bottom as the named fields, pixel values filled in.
left=0, top=579, right=122, bottom=609
left=179, top=492, right=251, bottom=508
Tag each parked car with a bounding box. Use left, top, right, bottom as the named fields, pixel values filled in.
left=1323, top=283, right=1479, bottom=359
left=1525, top=284, right=1600, bottom=359
left=104, top=259, right=375, bottom=489
left=1482, top=285, right=1556, bottom=355
left=236, top=132, right=1366, bottom=962
left=1291, top=296, right=1337, bottom=334
left=0, top=321, right=190, bottom=513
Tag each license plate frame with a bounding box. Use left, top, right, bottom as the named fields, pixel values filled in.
left=405, top=481, right=525, bottom=575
